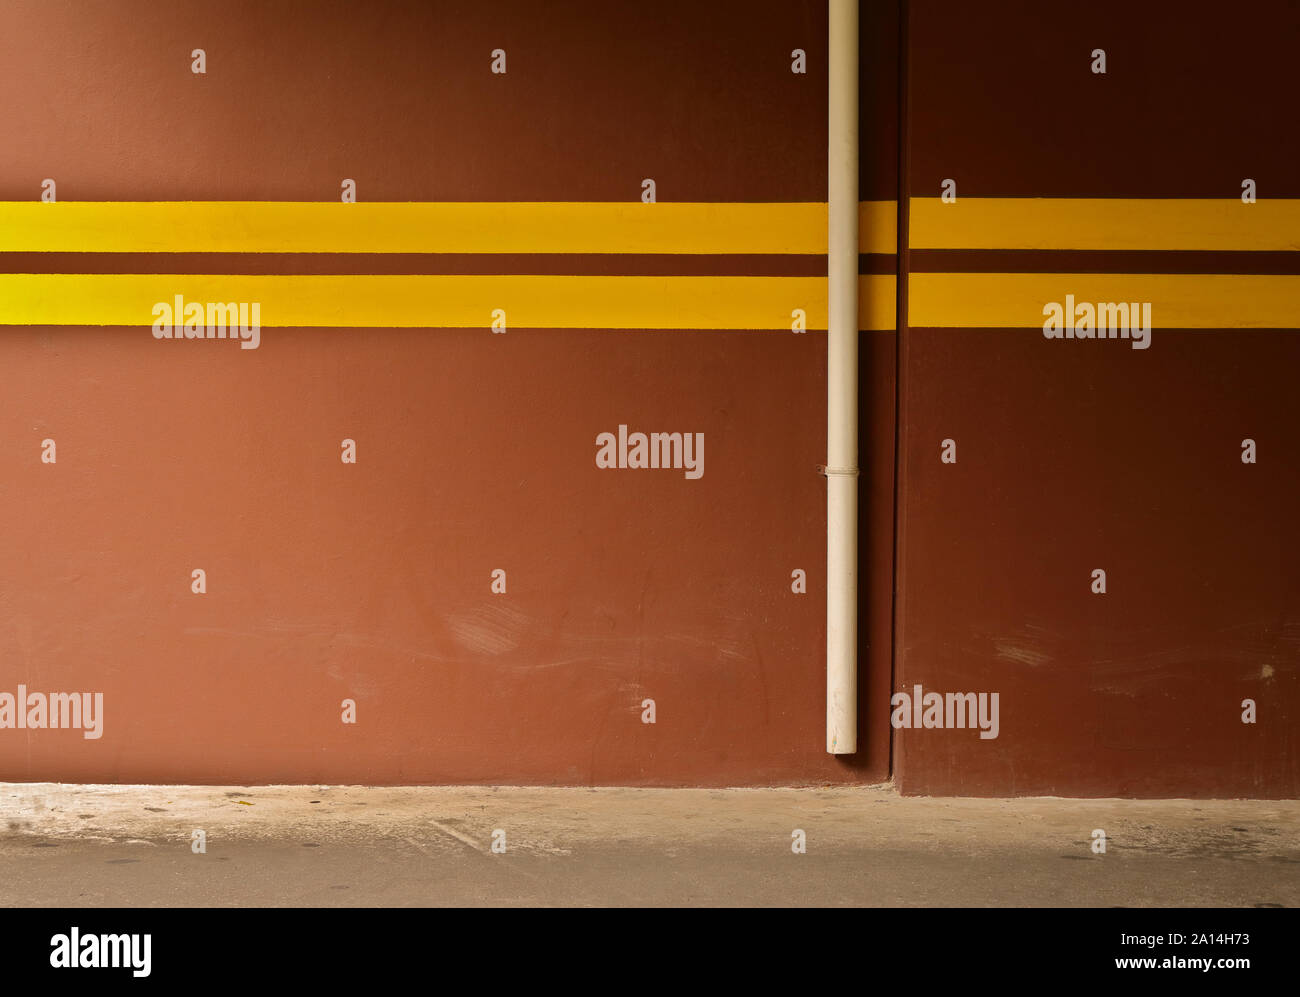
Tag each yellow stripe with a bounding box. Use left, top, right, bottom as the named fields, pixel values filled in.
left=0, top=273, right=897, bottom=330
left=0, top=201, right=898, bottom=255
left=859, top=200, right=897, bottom=254
left=910, top=198, right=1300, bottom=251
left=909, top=273, right=1300, bottom=328
left=859, top=274, right=896, bottom=330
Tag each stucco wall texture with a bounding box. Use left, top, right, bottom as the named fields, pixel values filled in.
left=0, top=1, right=1295, bottom=796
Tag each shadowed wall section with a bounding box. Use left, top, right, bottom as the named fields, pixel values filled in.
left=895, top=0, right=1300, bottom=797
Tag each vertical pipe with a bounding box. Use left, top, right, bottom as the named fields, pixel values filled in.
left=826, top=0, right=859, bottom=753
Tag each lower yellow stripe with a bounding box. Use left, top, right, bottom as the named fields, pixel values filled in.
left=0, top=274, right=897, bottom=330
left=910, top=198, right=1300, bottom=252
left=909, top=273, right=1300, bottom=328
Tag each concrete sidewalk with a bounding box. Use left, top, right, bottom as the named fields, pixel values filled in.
left=1, top=783, right=1297, bottom=907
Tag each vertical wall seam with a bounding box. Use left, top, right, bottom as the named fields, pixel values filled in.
left=889, top=0, right=911, bottom=785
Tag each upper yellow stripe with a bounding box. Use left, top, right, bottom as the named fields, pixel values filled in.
left=859, top=200, right=897, bottom=255
left=0, top=273, right=897, bottom=330
left=0, top=201, right=898, bottom=255
left=909, top=273, right=1300, bottom=328
left=910, top=198, right=1300, bottom=251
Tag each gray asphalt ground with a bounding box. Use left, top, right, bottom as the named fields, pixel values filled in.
left=2, top=783, right=1296, bottom=907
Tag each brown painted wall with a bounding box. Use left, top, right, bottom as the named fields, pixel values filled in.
left=895, top=0, right=1300, bottom=797
left=3, top=0, right=1295, bottom=797
left=0, top=0, right=895, bottom=786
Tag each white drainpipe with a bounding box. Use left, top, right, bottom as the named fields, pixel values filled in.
left=826, top=0, right=859, bottom=754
